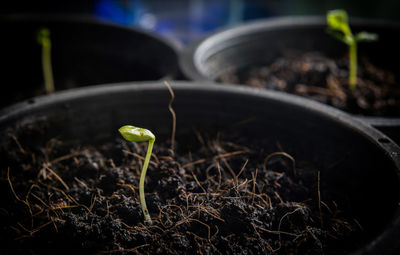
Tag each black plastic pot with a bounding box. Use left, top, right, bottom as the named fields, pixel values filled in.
left=0, top=81, right=399, bottom=254
left=0, top=14, right=181, bottom=108
left=180, top=17, right=400, bottom=144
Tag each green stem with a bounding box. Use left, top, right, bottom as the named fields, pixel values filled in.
left=41, top=36, right=55, bottom=94
left=139, top=138, right=154, bottom=225
left=348, top=42, right=357, bottom=90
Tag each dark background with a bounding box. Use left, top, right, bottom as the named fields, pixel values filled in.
left=2, top=0, right=399, bottom=44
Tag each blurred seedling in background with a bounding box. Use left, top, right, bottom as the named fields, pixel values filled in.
left=119, top=125, right=155, bottom=225
left=326, top=9, right=378, bottom=90
left=37, top=28, right=55, bottom=94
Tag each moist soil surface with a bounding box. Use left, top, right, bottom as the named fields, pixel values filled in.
left=218, top=51, right=400, bottom=116
left=1, top=131, right=363, bottom=254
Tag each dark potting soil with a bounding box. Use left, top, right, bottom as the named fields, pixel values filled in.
left=218, top=51, right=400, bottom=116
left=1, top=132, right=363, bottom=255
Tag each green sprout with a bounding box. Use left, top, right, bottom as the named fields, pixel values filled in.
left=326, top=9, right=378, bottom=90
left=37, top=28, right=55, bottom=94
left=119, top=125, right=155, bottom=225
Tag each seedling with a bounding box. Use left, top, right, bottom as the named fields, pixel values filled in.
left=326, top=9, right=378, bottom=90
left=37, top=28, right=55, bottom=94
left=119, top=125, right=155, bottom=225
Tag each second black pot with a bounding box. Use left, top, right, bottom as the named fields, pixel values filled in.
left=181, top=17, right=400, bottom=144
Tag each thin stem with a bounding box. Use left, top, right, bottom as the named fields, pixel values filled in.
left=164, top=81, right=176, bottom=152
left=348, top=42, right=357, bottom=90
left=41, top=34, right=55, bottom=94
left=139, top=138, right=154, bottom=225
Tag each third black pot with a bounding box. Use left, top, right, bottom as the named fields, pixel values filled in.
left=0, top=14, right=181, bottom=108
left=181, top=17, right=400, bottom=144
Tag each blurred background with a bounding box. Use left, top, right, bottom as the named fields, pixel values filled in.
left=2, top=0, right=399, bottom=45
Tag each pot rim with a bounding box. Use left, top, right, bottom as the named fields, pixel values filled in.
left=181, top=16, right=400, bottom=81
left=1, top=80, right=399, bottom=254
left=1, top=80, right=399, bottom=162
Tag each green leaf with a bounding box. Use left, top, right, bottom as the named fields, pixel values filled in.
left=355, top=31, right=378, bottom=42
left=37, top=28, right=51, bottom=47
left=119, top=125, right=155, bottom=142
left=327, top=9, right=352, bottom=37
